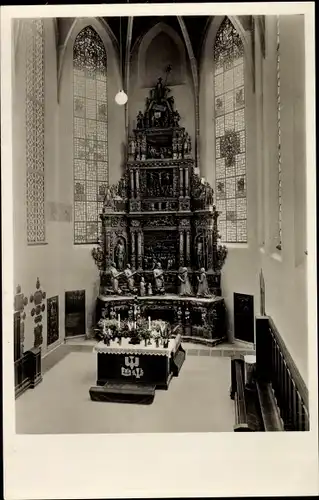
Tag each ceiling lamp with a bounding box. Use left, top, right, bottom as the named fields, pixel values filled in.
left=115, top=89, right=128, bottom=106
left=115, top=16, right=128, bottom=106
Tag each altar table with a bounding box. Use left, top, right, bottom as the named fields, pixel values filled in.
left=93, top=335, right=185, bottom=390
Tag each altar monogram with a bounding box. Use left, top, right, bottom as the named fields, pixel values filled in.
left=121, top=356, right=144, bottom=379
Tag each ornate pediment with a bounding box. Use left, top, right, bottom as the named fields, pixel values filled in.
left=135, top=77, right=181, bottom=131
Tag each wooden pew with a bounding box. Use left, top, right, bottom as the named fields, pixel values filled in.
left=230, top=357, right=284, bottom=432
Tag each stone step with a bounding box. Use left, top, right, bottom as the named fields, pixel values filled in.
left=89, top=382, right=156, bottom=404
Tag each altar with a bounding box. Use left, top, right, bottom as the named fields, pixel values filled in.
left=89, top=334, right=186, bottom=404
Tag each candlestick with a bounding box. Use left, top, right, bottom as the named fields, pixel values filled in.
left=134, top=321, right=137, bottom=330
left=148, top=316, right=151, bottom=330
left=118, top=314, right=120, bottom=329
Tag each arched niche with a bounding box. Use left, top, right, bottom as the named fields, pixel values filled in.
left=138, top=22, right=187, bottom=88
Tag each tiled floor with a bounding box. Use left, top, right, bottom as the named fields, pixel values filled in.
left=16, top=350, right=235, bottom=434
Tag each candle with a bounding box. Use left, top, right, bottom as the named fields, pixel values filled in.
left=118, top=314, right=120, bottom=329
left=148, top=316, right=151, bottom=330
left=134, top=321, right=136, bottom=330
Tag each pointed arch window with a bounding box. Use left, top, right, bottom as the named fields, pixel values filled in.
left=214, top=18, right=247, bottom=243
left=25, top=19, right=45, bottom=244
left=73, top=26, right=108, bottom=244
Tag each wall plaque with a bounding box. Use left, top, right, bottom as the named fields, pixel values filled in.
left=47, top=295, right=59, bottom=346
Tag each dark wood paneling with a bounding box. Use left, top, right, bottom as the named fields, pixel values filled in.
left=65, top=290, right=86, bottom=337
left=234, top=293, right=254, bottom=343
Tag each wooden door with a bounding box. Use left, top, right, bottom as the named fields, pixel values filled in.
left=234, top=293, right=254, bottom=343
left=65, top=290, right=86, bottom=337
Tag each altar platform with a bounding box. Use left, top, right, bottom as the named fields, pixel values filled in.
left=96, top=293, right=227, bottom=345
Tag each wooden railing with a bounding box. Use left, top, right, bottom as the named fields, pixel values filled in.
left=256, top=316, right=309, bottom=431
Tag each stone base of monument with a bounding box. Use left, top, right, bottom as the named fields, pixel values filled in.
left=89, top=382, right=156, bottom=405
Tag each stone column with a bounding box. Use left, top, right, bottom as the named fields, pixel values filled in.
left=185, top=167, right=189, bottom=196
left=135, top=169, right=139, bottom=197
left=179, top=230, right=184, bottom=267
left=131, top=231, right=136, bottom=269
left=130, top=169, right=134, bottom=197
left=179, top=167, right=184, bottom=197
left=186, top=230, right=191, bottom=266
left=137, top=231, right=143, bottom=269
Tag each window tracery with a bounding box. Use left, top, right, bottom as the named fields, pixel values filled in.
left=25, top=19, right=45, bottom=244
left=73, top=26, right=108, bottom=244
left=214, top=17, right=247, bottom=243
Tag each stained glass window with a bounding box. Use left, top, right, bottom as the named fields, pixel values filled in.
left=276, top=16, right=282, bottom=250
left=73, top=26, right=108, bottom=244
left=214, top=18, right=247, bottom=243
left=25, top=19, right=45, bottom=244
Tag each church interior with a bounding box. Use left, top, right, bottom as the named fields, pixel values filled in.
left=12, top=14, right=309, bottom=433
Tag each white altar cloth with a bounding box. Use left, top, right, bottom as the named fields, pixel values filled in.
left=94, top=334, right=181, bottom=357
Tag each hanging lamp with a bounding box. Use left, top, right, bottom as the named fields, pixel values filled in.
left=115, top=16, right=128, bottom=106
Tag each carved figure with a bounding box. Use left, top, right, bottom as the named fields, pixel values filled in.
left=178, top=267, right=193, bottom=296
left=177, top=307, right=183, bottom=323
left=109, top=307, right=116, bottom=320
left=196, top=238, right=204, bottom=269
left=204, top=181, right=214, bottom=206
left=137, top=111, right=144, bottom=129
left=124, top=264, right=137, bottom=293
left=197, top=268, right=210, bottom=297
left=140, top=277, right=146, bottom=297
left=153, top=262, right=165, bottom=294
left=129, top=137, right=136, bottom=158
left=187, top=135, right=192, bottom=154
left=114, top=239, right=125, bottom=271
left=109, top=262, right=123, bottom=295
left=147, top=283, right=153, bottom=296
left=185, top=307, right=191, bottom=325
left=173, top=110, right=180, bottom=127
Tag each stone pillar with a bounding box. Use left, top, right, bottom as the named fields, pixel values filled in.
left=207, top=229, right=214, bottom=270
left=186, top=230, right=191, bottom=266
left=131, top=231, right=136, bottom=269
left=135, top=169, right=139, bottom=197
left=130, top=169, right=134, bottom=197
left=179, top=167, right=184, bottom=197
left=179, top=230, right=184, bottom=267
left=185, top=167, right=189, bottom=196
left=137, top=231, right=143, bottom=269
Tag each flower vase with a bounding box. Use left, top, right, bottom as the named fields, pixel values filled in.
left=144, top=339, right=148, bottom=347
left=155, top=339, right=159, bottom=348
left=104, top=337, right=110, bottom=346
left=163, top=340, right=169, bottom=348
left=118, top=337, right=122, bottom=346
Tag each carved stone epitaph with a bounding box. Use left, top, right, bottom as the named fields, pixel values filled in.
left=30, top=278, right=46, bottom=348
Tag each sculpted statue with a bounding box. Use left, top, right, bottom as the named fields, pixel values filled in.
left=114, top=240, right=125, bottom=271
left=140, top=276, right=146, bottom=297
left=129, top=137, right=136, bottom=158
left=173, top=110, right=180, bottom=127
left=109, top=262, right=124, bottom=295
left=147, top=282, right=153, bottom=296
left=137, top=111, right=144, bottom=129
left=204, top=181, right=214, bottom=206
left=124, top=264, right=137, bottom=293
left=153, top=262, right=165, bottom=295
left=197, top=268, right=210, bottom=297
left=178, top=267, right=193, bottom=297
left=196, top=238, right=204, bottom=269
left=187, top=136, right=192, bottom=154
